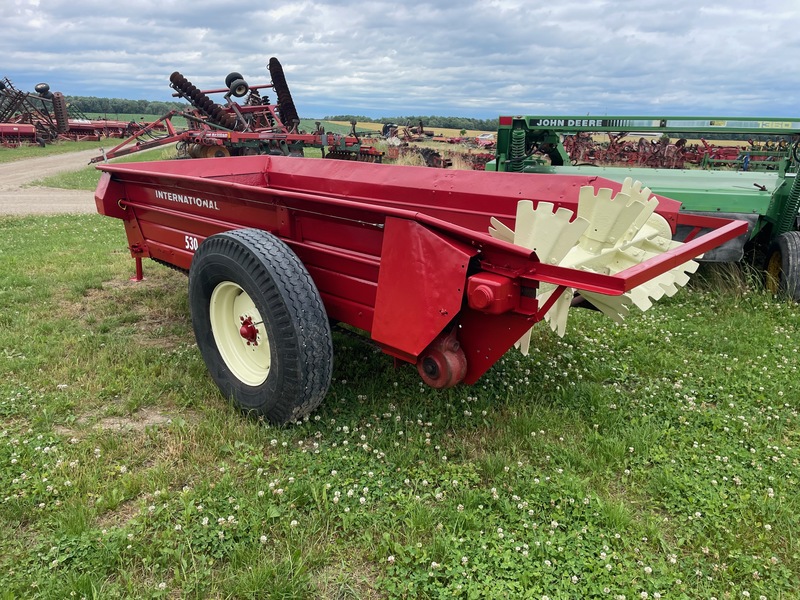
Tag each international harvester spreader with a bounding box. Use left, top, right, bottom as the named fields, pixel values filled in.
left=95, top=156, right=746, bottom=423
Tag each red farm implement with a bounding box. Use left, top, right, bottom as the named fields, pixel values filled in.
left=0, top=77, right=155, bottom=145
left=0, top=123, right=37, bottom=148
left=95, top=155, right=745, bottom=424
left=90, top=58, right=382, bottom=164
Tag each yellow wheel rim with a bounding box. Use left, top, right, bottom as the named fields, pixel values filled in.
left=209, top=281, right=271, bottom=386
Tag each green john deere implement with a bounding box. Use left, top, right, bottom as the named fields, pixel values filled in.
left=487, top=115, right=800, bottom=299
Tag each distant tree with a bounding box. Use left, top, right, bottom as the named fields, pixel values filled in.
left=65, top=96, right=188, bottom=116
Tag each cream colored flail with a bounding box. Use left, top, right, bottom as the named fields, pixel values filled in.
left=489, top=177, right=699, bottom=353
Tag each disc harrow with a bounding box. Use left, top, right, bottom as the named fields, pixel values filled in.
left=94, top=57, right=383, bottom=164
left=169, top=71, right=237, bottom=130
left=267, top=57, right=300, bottom=130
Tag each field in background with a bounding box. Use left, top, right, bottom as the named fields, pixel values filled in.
left=328, top=121, right=490, bottom=138
left=82, top=113, right=190, bottom=129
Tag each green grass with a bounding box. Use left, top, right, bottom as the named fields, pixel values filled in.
left=1, top=215, right=798, bottom=598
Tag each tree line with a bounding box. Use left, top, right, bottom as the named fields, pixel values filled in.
left=65, top=96, right=188, bottom=117
left=63, top=98, right=500, bottom=132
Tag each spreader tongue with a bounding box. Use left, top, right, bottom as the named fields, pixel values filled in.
left=490, top=177, right=699, bottom=352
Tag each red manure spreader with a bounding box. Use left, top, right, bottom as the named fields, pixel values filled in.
left=95, top=155, right=746, bottom=423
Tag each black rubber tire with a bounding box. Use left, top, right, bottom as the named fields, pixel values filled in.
left=225, top=72, right=244, bottom=88
left=188, top=229, right=333, bottom=424
left=765, top=231, right=800, bottom=301
left=228, top=78, right=249, bottom=98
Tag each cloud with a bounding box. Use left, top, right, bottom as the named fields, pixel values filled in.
left=2, top=0, right=798, bottom=118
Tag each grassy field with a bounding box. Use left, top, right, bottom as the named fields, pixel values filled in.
left=82, top=113, right=191, bottom=129
left=0, top=211, right=798, bottom=598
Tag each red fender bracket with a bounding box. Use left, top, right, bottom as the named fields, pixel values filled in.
left=372, top=217, right=477, bottom=360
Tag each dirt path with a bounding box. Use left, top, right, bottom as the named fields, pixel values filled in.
left=0, top=149, right=100, bottom=215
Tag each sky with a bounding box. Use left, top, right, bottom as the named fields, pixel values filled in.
left=2, top=0, right=799, bottom=120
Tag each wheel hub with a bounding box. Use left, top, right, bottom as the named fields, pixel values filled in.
left=239, top=315, right=259, bottom=345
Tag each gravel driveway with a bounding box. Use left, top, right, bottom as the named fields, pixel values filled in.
left=0, top=149, right=100, bottom=215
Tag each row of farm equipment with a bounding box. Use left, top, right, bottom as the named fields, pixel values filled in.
left=4, top=59, right=487, bottom=171
left=0, top=78, right=156, bottom=147
left=488, top=115, right=800, bottom=300
left=562, top=130, right=791, bottom=170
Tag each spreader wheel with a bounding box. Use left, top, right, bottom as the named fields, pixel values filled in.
left=189, top=229, right=333, bottom=424
left=765, top=231, right=800, bottom=301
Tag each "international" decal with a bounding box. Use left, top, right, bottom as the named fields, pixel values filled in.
left=154, top=189, right=220, bottom=211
